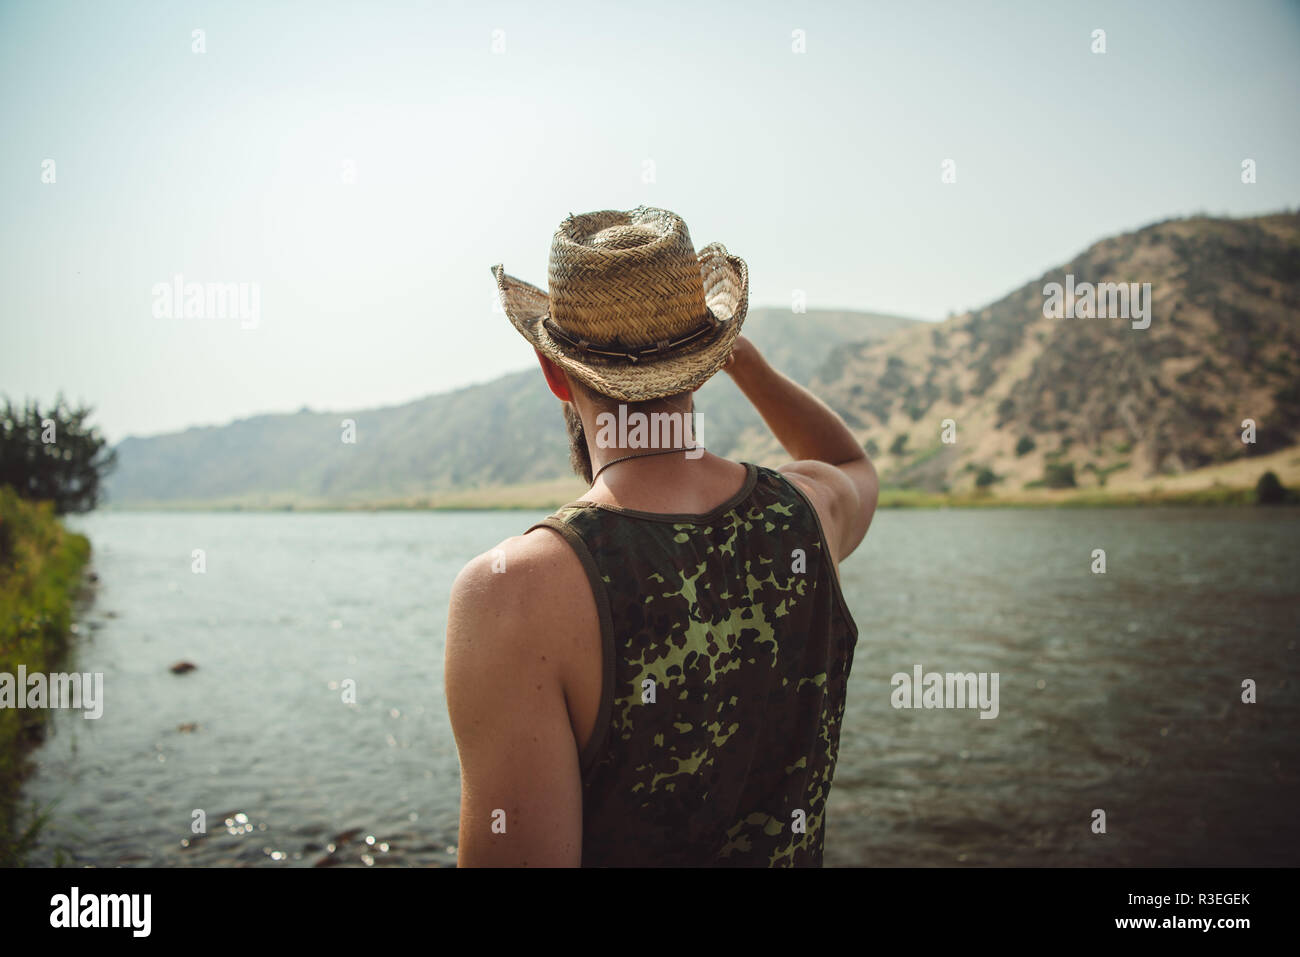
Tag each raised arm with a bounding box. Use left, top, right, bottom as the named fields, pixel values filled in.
left=723, top=335, right=878, bottom=562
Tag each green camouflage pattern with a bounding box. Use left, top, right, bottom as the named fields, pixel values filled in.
left=529, top=463, right=858, bottom=866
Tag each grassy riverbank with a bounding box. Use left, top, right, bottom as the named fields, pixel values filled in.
left=100, top=449, right=1300, bottom=512
left=339, top=474, right=1293, bottom=510
left=874, top=484, right=1264, bottom=508
left=0, top=485, right=91, bottom=865
left=103, top=480, right=1286, bottom=512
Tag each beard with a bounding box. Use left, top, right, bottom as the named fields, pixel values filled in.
left=562, top=401, right=593, bottom=485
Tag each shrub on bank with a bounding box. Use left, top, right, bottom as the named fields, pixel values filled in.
left=1255, top=471, right=1291, bottom=505
left=0, top=484, right=91, bottom=865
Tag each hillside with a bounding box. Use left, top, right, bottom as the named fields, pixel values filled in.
left=734, top=212, right=1300, bottom=495
left=104, top=308, right=921, bottom=507
left=103, top=211, right=1300, bottom=508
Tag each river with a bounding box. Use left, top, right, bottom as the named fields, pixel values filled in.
left=20, top=506, right=1300, bottom=866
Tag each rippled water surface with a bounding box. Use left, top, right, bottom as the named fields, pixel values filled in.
left=21, top=507, right=1300, bottom=866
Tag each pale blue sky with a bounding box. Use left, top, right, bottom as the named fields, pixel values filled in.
left=2, top=0, right=1297, bottom=440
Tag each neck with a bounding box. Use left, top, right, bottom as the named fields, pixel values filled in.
left=574, top=396, right=700, bottom=481
left=582, top=449, right=749, bottom=516
left=590, top=444, right=699, bottom=483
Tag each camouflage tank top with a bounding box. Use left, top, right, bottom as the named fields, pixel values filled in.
left=526, top=461, right=859, bottom=867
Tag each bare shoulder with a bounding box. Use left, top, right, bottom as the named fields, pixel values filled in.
left=777, top=458, right=878, bottom=563
left=448, top=527, right=587, bottom=645
left=778, top=459, right=857, bottom=506
left=778, top=460, right=858, bottom=531
left=445, top=524, right=595, bottom=688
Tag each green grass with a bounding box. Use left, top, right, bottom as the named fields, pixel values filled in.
left=878, top=487, right=997, bottom=507
left=115, top=478, right=1286, bottom=513
left=0, top=485, right=91, bottom=866
left=877, top=483, right=1270, bottom=508
left=1052, top=486, right=1256, bottom=507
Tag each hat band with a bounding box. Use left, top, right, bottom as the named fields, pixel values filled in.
left=542, top=314, right=722, bottom=364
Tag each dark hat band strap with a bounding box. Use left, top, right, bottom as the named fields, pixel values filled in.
left=542, top=315, right=722, bottom=364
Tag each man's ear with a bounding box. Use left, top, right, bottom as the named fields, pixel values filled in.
left=537, top=352, right=574, bottom=402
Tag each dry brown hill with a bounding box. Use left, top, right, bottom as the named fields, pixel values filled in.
left=735, top=212, right=1300, bottom=495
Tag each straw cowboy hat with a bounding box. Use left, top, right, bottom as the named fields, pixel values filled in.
left=491, top=206, right=749, bottom=402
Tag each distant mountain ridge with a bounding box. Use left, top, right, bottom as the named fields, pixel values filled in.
left=104, top=307, right=921, bottom=507
left=104, top=211, right=1300, bottom=507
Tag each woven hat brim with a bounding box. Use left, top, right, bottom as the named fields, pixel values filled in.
left=492, top=246, right=748, bottom=403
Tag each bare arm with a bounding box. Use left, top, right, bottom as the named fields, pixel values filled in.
left=444, top=535, right=586, bottom=866
left=724, top=335, right=878, bottom=562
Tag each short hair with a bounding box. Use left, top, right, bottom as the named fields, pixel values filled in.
left=562, top=378, right=695, bottom=483
left=568, top=375, right=691, bottom=412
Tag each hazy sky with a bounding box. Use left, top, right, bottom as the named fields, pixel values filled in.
left=2, top=0, right=1298, bottom=441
